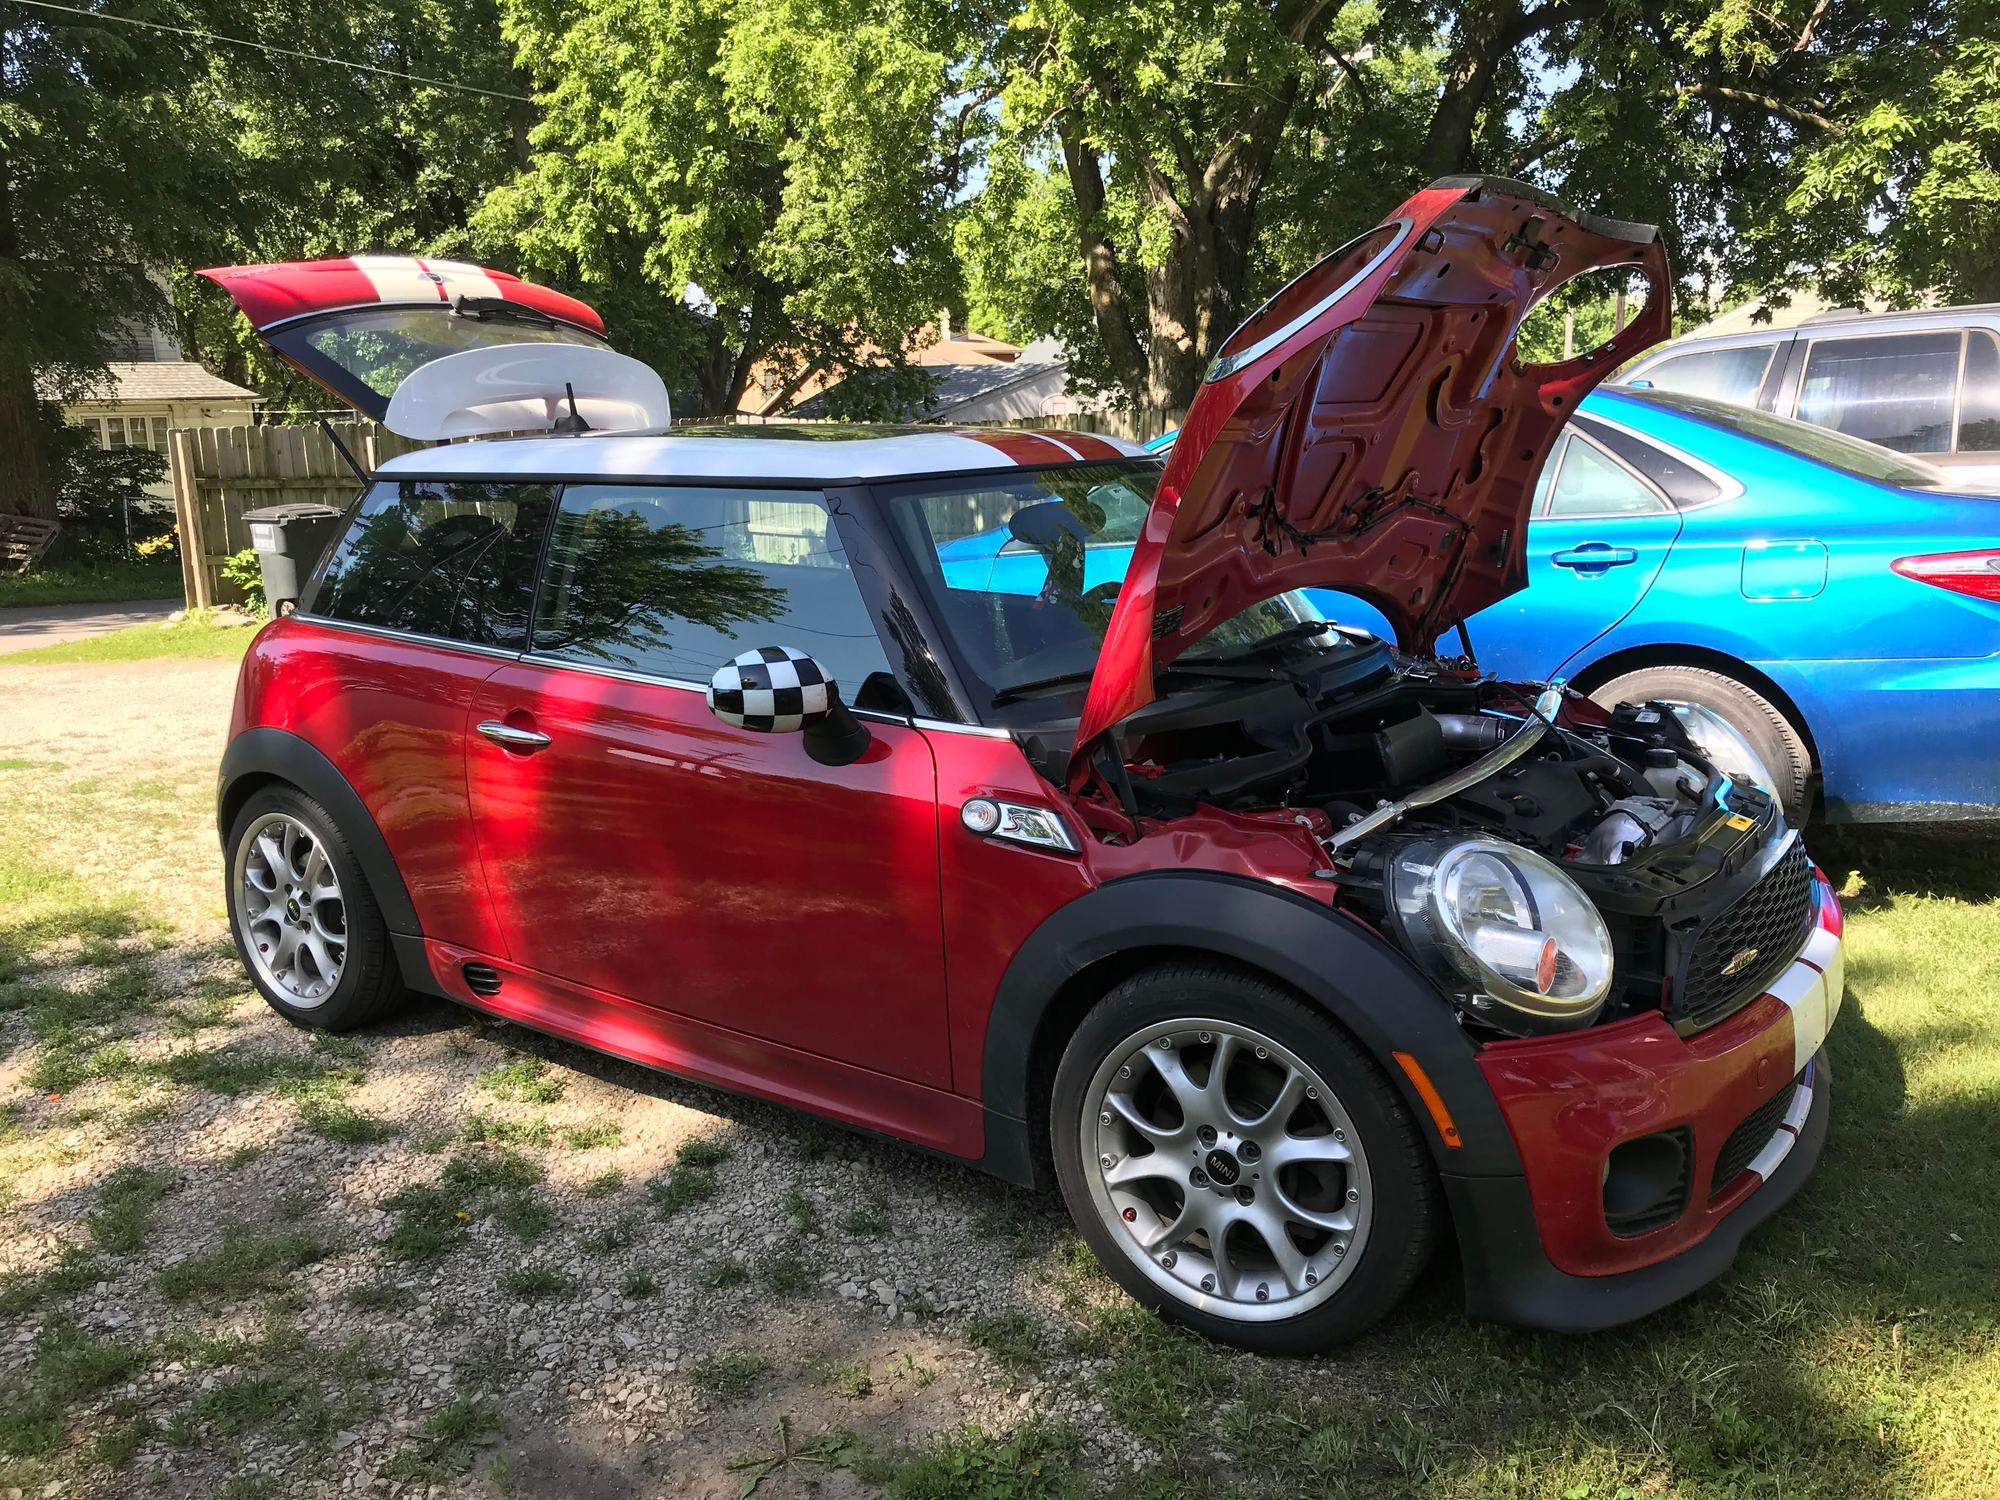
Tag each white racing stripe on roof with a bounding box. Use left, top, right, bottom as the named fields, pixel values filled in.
left=370, top=429, right=1105, bottom=482
left=425, top=259, right=505, bottom=302
left=350, top=254, right=448, bottom=304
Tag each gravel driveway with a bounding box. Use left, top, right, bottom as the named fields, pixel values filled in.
left=0, top=656, right=1248, bottom=1498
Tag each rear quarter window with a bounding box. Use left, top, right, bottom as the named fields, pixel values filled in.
left=309, top=479, right=554, bottom=649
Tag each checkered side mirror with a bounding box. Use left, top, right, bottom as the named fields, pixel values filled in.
left=706, top=646, right=833, bottom=733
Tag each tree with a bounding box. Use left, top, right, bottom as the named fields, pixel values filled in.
left=0, top=1, right=231, bottom=518
left=478, top=0, right=983, bottom=417
left=964, top=0, right=2000, bottom=411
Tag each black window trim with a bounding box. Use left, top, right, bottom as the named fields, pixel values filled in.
left=1565, top=408, right=1744, bottom=514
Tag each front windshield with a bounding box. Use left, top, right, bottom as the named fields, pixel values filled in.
left=1619, top=388, right=1948, bottom=489
left=881, top=460, right=1348, bottom=715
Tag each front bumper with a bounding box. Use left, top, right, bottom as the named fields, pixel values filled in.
left=1444, top=871, right=1844, bottom=1330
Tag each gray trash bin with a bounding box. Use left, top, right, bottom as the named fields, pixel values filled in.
left=243, top=502, right=343, bottom=616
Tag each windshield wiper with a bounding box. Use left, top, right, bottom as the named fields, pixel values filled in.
left=989, top=668, right=1096, bottom=706
left=1192, top=620, right=1338, bottom=664
left=451, top=294, right=561, bottom=329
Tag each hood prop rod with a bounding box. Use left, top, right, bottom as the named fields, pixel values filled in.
left=1327, top=683, right=1564, bottom=853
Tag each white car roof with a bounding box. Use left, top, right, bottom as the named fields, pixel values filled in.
left=372, top=425, right=1151, bottom=484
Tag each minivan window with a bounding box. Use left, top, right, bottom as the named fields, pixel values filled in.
left=1796, top=331, right=1959, bottom=453
left=1621, top=389, right=1946, bottom=488
left=1958, top=330, right=2000, bottom=453
left=311, top=480, right=554, bottom=648
left=1635, top=342, right=1776, bottom=405
left=532, top=485, right=892, bottom=692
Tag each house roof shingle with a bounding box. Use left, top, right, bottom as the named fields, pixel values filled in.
left=67, top=362, right=260, bottom=404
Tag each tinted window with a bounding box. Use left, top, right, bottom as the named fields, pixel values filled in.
left=1545, top=437, right=1666, bottom=517
left=1636, top=343, right=1777, bottom=404
left=532, top=485, right=891, bottom=692
left=1574, top=416, right=1722, bottom=507
left=1621, top=389, right=1947, bottom=488
left=1796, top=331, right=1959, bottom=452
left=1958, top=330, right=2000, bottom=453
left=884, top=461, right=1346, bottom=712
left=312, top=480, right=553, bottom=648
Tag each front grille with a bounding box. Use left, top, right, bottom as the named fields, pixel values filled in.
left=1710, top=1072, right=1802, bottom=1197
left=1672, top=839, right=1813, bottom=1031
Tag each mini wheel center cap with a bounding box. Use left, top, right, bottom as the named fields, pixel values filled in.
left=285, top=897, right=301, bottom=920
left=1203, top=1148, right=1241, bottom=1187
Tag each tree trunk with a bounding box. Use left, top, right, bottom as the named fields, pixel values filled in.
left=0, top=138, right=56, bottom=520
left=1415, top=0, right=1522, bottom=182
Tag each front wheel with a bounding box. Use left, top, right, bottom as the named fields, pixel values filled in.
left=225, top=786, right=404, bottom=1031
left=1050, top=963, right=1439, bottom=1353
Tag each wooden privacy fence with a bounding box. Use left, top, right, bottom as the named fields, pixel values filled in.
left=169, top=424, right=418, bottom=608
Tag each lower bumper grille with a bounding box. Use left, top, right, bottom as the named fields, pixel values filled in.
left=1710, top=1070, right=1804, bottom=1197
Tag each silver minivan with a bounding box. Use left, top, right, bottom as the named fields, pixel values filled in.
left=1617, top=305, right=2000, bottom=488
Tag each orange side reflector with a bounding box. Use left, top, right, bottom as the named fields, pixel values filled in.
left=1392, top=1051, right=1464, bottom=1149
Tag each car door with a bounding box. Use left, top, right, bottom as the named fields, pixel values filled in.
left=463, top=481, right=954, bottom=1089
left=1466, top=430, right=1684, bottom=681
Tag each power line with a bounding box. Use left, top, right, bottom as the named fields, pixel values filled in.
left=7, top=0, right=535, bottom=102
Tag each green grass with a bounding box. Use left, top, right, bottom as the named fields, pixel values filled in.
left=0, top=611, right=257, bottom=665
left=701, top=1256, right=750, bottom=1289
left=498, top=1264, right=576, bottom=1300
left=155, top=1228, right=326, bottom=1303
left=0, top=557, right=180, bottom=609
left=690, top=1352, right=770, bottom=1403
left=646, top=1134, right=728, bottom=1217
left=0, top=1247, right=102, bottom=1317
left=766, top=1249, right=815, bottom=1296
left=383, top=1397, right=501, bottom=1482
left=873, top=1422, right=1080, bottom=1500
left=476, top=1057, right=566, bottom=1103
left=380, top=1146, right=545, bottom=1262
left=582, top=1167, right=625, bottom=1199
left=842, top=1196, right=891, bottom=1237
left=580, top=1214, right=639, bottom=1255
left=965, top=1312, right=1041, bottom=1374
left=781, top=1186, right=820, bottom=1233
left=86, top=1163, right=176, bottom=1252
left=461, top=1112, right=552, bottom=1147
left=562, top=1117, right=620, bottom=1149
left=620, top=1267, right=657, bottom=1299
left=493, top=1191, right=556, bottom=1240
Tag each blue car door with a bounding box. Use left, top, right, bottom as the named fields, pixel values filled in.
left=1465, top=430, right=1684, bottom=681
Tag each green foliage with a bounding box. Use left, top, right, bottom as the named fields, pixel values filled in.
left=690, top=1351, right=770, bottom=1402
left=480, top=0, right=978, bottom=415
left=476, top=1057, right=565, bottom=1104
left=87, top=1164, right=176, bottom=1253
left=221, top=550, right=267, bottom=616
left=155, top=1227, right=326, bottom=1302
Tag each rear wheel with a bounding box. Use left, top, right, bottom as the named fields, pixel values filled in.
left=1590, top=664, right=1813, bottom=823
left=226, top=786, right=403, bottom=1031
left=1050, top=963, right=1439, bottom=1353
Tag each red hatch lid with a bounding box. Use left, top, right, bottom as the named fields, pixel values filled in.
left=1067, top=176, right=1671, bottom=785
left=195, top=256, right=605, bottom=334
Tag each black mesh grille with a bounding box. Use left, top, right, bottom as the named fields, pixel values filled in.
left=1673, top=840, right=1814, bottom=1031
left=1710, top=1073, right=1801, bottom=1198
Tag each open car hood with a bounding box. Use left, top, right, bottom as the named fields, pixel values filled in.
left=1068, top=176, right=1670, bottom=784
left=197, top=256, right=670, bottom=439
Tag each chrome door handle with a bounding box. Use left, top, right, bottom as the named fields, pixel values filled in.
left=476, top=720, right=552, bottom=753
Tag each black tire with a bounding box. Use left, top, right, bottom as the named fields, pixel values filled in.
left=1049, top=962, right=1440, bottom=1353
left=225, top=785, right=404, bottom=1031
left=1590, top=664, right=1813, bottom=824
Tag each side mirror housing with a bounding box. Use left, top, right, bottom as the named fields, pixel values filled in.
left=706, top=647, right=872, bottom=766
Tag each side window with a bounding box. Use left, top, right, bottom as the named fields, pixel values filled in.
left=1531, top=435, right=1568, bottom=515
left=1545, top=438, right=1667, bottom=517
left=1957, top=330, right=2000, bottom=453
left=532, top=485, right=893, bottom=693
left=1795, top=331, right=1960, bottom=453
left=1637, top=344, right=1776, bottom=405
left=312, top=480, right=553, bottom=648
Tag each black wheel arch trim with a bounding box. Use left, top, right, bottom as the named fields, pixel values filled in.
left=217, top=727, right=422, bottom=939
left=977, top=870, right=1523, bottom=1181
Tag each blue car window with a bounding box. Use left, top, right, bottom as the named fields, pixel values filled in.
left=1546, top=438, right=1666, bottom=517
left=1637, top=343, right=1776, bottom=404
left=1958, top=330, right=2000, bottom=453
left=1796, top=331, right=1959, bottom=453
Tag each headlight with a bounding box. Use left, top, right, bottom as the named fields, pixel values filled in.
left=1389, top=837, right=1613, bottom=1032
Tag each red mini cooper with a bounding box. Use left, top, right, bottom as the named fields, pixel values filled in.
left=208, top=178, right=1844, bottom=1352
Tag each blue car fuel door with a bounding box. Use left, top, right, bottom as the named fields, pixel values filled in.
left=1465, top=429, right=1685, bottom=681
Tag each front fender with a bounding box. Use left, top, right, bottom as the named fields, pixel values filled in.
left=217, top=726, right=421, bottom=939
left=978, top=871, right=1521, bottom=1182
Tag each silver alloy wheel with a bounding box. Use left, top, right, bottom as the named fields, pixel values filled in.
left=234, top=813, right=346, bottom=1008
left=1080, top=1018, right=1372, bottom=1322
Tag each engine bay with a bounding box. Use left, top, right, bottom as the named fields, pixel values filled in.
left=1036, top=633, right=1791, bottom=1036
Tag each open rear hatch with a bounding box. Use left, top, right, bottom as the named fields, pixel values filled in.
left=1068, top=175, right=1671, bottom=785
left=197, top=256, right=669, bottom=440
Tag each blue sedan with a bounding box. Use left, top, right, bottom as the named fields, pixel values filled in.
left=1136, top=388, right=2000, bottom=822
